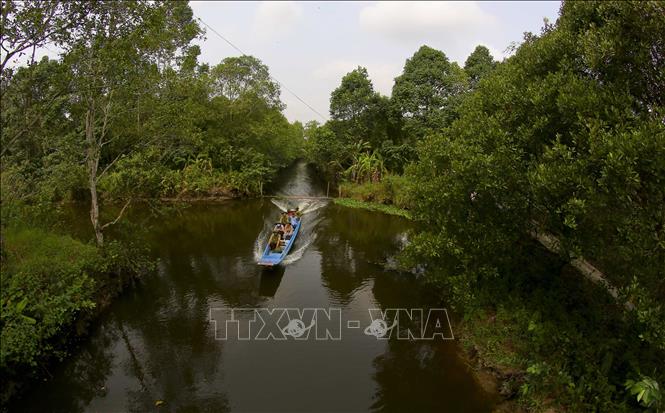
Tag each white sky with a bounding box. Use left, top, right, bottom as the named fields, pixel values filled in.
left=6, top=1, right=561, bottom=124
left=189, top=1, right=561, bottom=123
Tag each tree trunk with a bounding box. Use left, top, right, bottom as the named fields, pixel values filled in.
left=86, top=101, right=104, bottom=247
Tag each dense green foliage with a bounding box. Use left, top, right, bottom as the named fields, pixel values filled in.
left=1, top=0, right=303, bottom=403
left=338, top=175, right=412, bottom=210
left=463, top=45, right=496, bottom=89
left=306, top=45, right=489, bottom=186
left=1, top=228, right=98, bottom=373
left=308, top=1, right=664, bottom=410
left=0, top=225, right=152, bottom=403
left=403, top=1, right=665, bottom=410
left=307, top=67, right=401, bottom=182
left=1, top=42, right=302, bottom=205
left=391, top=45, right=468, bottom=138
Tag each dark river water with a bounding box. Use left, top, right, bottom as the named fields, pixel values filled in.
left=13, top=162, right=497, bottom=412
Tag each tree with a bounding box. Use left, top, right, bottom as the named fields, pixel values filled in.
left=59, top=1, right=200, bottom=246
left=330, top=66, right=375, bottom=122
left=463, top=45, right=496, bottom=88
left=304, top=123, right=346, bottom=182
left=391, top=45, right=468, bottom=138
left=328, top=67, right=392, bottom=161
left=210, top=55, right=284, bottom=111
left=407, top=4, right=665, bottom=406
left=558, top=1, right=664, bottom=116
left=0, top=0, right=86, bottom=75
left=0, top=57, right=72, bottom=161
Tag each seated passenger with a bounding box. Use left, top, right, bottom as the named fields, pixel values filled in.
left=273, top=223, right=284, bottom=234
left=280, top=213, right=289, bottom=225
left=283, top=223, right=294, bottom=239
left=268, top=232, right=281, bottom=251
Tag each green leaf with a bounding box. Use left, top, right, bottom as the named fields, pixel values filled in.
left=16, top=297, right=28, bottom=313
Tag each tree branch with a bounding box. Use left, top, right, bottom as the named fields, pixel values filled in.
left=96, top=152, right=124, bottom=182
left=529, top=223, right=634, bottom=310
left=0, top=86, right=70, bottom=157
left=101, top=199, right=131, bottom=230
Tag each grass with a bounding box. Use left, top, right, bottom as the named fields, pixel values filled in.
left=333, top=197, right=412, bottom=219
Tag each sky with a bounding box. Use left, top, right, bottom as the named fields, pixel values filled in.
left=7, top=1, right=561, bottom=124
left=189, top=1, right=562, bottom=124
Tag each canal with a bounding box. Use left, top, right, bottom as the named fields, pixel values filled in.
left=14, top=162, right=497, bottom=412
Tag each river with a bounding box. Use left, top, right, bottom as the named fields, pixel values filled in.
left=13, top=162, right=497, bottom=412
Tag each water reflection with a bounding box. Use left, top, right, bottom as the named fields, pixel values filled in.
left=259, top=267, right=285, bottom=297
left=12, top=162, right=496, bottom=412
left=316, top=204, right=407, bottom=306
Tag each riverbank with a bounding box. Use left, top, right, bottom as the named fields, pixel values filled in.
left=332, top=176, right=413, bottom=219
left=330, top=195, right=537, bottom=409
left=0, top=226, right=152, bottom=405
left=7, top=196, right=501, bottom=412
left=452, top=244, right=663, bottom=412
left=333, top=198, right=412, bottom=219
left=336, top=192, right=663, bottom=412
left=4, top=192, right=654, bottom=411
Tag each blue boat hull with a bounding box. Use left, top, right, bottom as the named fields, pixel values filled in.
left=258, top=218, right=301, bottom=266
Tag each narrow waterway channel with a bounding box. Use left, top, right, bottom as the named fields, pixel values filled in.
left=13, top=162, right=498, bottom=412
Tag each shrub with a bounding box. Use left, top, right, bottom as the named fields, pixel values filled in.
left=1, top=227, right=100, bottom=375
left=339, top=174, right=413, bottom=209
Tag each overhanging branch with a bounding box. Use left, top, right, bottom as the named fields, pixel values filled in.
left=101, top=199, right=131, bottom=230
left=530, top=224, right=634, bottom=310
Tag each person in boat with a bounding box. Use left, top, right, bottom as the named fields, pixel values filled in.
left=280, top=212, right=289, bottom=225
left=273, top=223, right=284, bottom=235
left=268, top=231, right=282, bottom=251
left=283, top=223, right=294, bottom=240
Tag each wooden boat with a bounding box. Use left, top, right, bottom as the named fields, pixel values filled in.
left=258, top=216, right=301, bottom=267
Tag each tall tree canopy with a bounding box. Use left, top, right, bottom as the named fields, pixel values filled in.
left=463, top=45, right=496, bottom=88
left=391, top=45, right=468, bottom=137
left=328, top=67, right=391, bottom=147
left=330, top=66, right=376, bottom=122
left=407, top=4, right=664, bottom=404
left=211, top=55, right=284, bottom=111
left=0, top=0, right=84, bottom=74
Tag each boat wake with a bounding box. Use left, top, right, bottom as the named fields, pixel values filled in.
left=299, top=199, right=328, bottom=215
left=270, top=198, right=290, bottom=213
left=254, top=227, right=271, bottom=262
left=255, top=201, right=326, bottom=266
left=270, top=198, right=328, bottom=215
left=282, top=232, right=317, bottom=265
